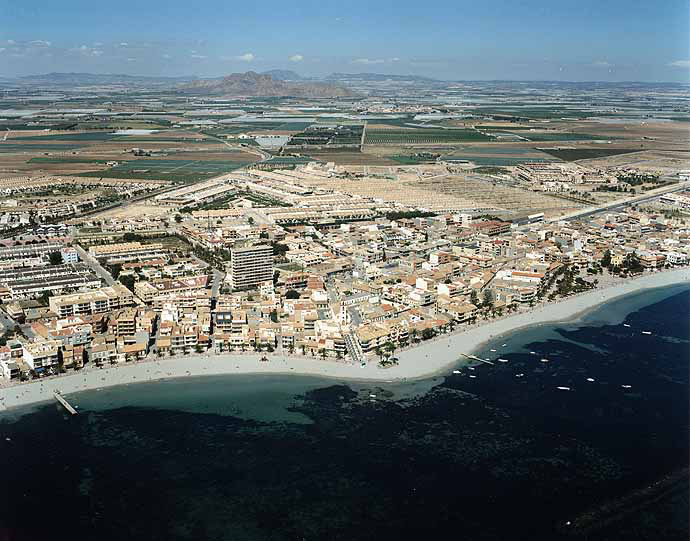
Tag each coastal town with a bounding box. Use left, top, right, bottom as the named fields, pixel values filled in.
left=0, top=158, right=688, bottom=386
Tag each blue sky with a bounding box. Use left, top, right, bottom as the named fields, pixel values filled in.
left=1, top=0, right=688, bottom=81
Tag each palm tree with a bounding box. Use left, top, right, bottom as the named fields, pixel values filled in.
left=384, top=341, right=396, bottom=359
left=319, top=348, right=327, bottom=360
left=375, top=346, right=383, bottom=361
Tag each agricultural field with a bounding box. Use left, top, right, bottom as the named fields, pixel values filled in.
left=75, top=156, right=254, bottom=183
left=364, top=128, right=493, bottom=145
left=538, top=148, right=643, bottom=162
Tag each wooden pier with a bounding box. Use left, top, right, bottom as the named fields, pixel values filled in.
left=53, top=391, right=78, bottom=415
left=461, top=354, right=495, bottom=366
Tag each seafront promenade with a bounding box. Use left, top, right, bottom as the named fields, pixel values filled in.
left=1, top=267, right=688, bottom=412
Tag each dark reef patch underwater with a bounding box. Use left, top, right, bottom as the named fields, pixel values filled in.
left=1, top=286, right=688, bottom=540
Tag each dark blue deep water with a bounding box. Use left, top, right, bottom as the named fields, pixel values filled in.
left=1, top=285, right=688, bottom=541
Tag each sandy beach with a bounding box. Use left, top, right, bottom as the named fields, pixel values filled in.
left=1, top=267, right=688, bottom=412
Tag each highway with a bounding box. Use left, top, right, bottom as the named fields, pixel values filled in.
left=549, top=179, right=689, bottom=223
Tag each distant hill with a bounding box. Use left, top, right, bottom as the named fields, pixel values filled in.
left=327, top=72, right=438, bottom=82
left=179, top=71, right=354, bottom=98
left=261, top=69, right=303, bottom=81
left=19, top=72, right=196, bottom=86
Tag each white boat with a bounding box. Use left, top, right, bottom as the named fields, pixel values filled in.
left=369, top=394, right=377, bottom=398
left=490, top=349, right=497, bottom=352
left=498, top=358, right=509, bottom=363
left=621, top=384, right=632, bottom=389
left=468, top=367, right=475, bottom=371
left=452, top=370, right=461, bottom=374
left=557, top=386, right=571, bottom=391
left=641, top=331, right=652, bottom=335
left=469, top=375, right=477, bottom=379
left=623, top=324, right=631, bottom=328
left=586, top=378, right=595, bottom=382
left=515, top=373, right=524, bottom=378
left=540, top=358, right=550, bottom=363
left=530, top=351, right=536, bottom=355
left=502, top=344, right=507, bottom=347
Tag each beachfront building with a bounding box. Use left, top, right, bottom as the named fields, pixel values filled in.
left=229, top=244, right=273, bottom=291
left=22, top=340, right=60, bottom=372
left=48, top=284, right=134, bottom=318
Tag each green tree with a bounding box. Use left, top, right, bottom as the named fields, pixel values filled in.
left=49, top=251, right=62, bottom=265
left=109, top=263, right=122, bottom=279
left=470, top=289, right=480, bottom=307
left=421, top=328, right=435, bottom=341
left=119, top=275, right=136, bottom=292
left=285, top=289, right=300, bottom=299
left=174, top=214, right=183, bottom=223
left=482, top=289, right=494, bottom=309
left=601, top=249, right=612, bottom=268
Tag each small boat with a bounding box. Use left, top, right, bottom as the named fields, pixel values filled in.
left=468, top=366, right=475, bottom=371
left=515, top=373, right=524, bottom=378
left=586, top=377, right=595, bottom=382
left=557, top=386, right=571, bottom=391
left=469, top=375, right=477, bottom=379
left=530, top=351, right=536, bottom=355
left=369, top=394, right=377, bottom=398
left=502, top=344, right=507, bottom=347
left=452, top=370, right=461, bottom=374
left=490, top=349, right=497, bottom=352
left=623, top=324, right=631, bottom=328
left=641, top=331, right=652, bottom=335
left=540, top=358, right=550, bottom=363
left=621, top=384, right=632, bottom=389
left=498, top=358, right=509, bottom=363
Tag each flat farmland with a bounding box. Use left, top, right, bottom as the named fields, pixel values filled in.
left=364, top=128, right=493, bottom=145
left=305, top=148, right=399, bottom=165
left=75, top=156, right=255, bottom=183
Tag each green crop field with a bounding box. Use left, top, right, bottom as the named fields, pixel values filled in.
left=364, top=128, right=493, bottom=145
left=538, top=148, right=642, bottom=161
left=28, top=157, right=108, bottom=164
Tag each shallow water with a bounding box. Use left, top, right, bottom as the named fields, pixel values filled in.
left=0, top=285, right=688, bottom=540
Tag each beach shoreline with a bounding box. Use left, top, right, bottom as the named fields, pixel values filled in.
left=1, top=267, right=688, bottom=413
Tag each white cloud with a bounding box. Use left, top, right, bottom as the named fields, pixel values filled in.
left=29, top=40, right=51, bottom=47
left=668, top=59, right=690, bottom=68
left=162, top=53, right=172, bottom=59
left=191, top=54, right=207, bottom=59
left=0, top=48, right=5, bottom=54
left=592, top=60, right=611, bottom=67
left=352, top=57, right=399, bottom=65
left=6, top=39, right=15, bottom=45
left=119, top=42, right=129, bottom=47
left=289, top=54, right=304, bottom=62
left=127, top=57, right=137, bottom=62
left=235, top=53, right=255, bottom=62
left=71, top=44, right=102, bottom=57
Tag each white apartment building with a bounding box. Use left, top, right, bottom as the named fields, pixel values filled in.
left=229, top=244, right=273, bottom=291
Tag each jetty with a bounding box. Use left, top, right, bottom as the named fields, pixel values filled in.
left=461, top=354, right=495, bottom=366
left=53, top=391, right=78, bottom=415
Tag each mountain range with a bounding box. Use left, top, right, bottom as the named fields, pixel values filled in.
left=178, top=71, right=354, bottom=98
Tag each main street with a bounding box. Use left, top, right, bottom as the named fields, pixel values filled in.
left=549, top=179, right=689, bottom=223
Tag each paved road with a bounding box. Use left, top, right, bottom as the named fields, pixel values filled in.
left=0, top=308, right=18, bottom=333
left=73, top=244, right=116, bottom=286
left=550, top=179, right=689, bottom=223
left=211, top=269, right=225, bottom=298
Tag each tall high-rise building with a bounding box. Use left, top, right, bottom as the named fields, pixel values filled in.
left=229, top=244, right=273, bottom=291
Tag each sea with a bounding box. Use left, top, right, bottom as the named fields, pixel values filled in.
left=1, top=284, right=688, bottom=541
